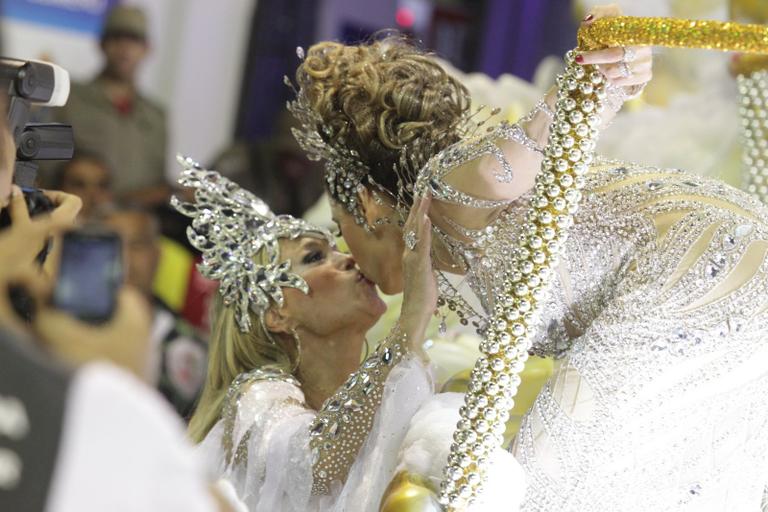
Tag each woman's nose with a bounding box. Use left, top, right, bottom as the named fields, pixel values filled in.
left=336, top=252, right=356, bottom=271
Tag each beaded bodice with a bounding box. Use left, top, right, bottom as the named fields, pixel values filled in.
left=426, top=145, right=768, bottom=509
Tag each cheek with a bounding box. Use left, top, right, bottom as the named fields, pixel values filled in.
left=343, top=225, right=378, bottom=272
left=283, top=272, right=349, bottom=328
left=303, top=271, right=338, bottom=297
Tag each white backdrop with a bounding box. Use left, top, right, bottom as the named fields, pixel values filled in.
left=1, top=0, right=257, bottom=181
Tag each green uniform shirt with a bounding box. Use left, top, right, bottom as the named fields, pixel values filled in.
left=55, top=76, right=167, bottom=195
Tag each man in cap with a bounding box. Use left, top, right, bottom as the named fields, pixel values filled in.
left=54, top=5, right=170, bottom=208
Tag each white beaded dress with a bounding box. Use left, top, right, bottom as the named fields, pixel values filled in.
left=420, top=113, right=768, bottom=510
left=196, top=352, right=525, bottom=511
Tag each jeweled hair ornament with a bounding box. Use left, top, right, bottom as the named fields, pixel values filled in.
left=287, top=42, right=492, bottom=229
left=171, top=155, right=334, bottom=333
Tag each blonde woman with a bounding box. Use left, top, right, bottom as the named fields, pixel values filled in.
left=177, top=159, right=523, bottom=511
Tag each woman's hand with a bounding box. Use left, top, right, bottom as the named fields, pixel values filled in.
left=577, top=4, right=653, bottom=92
left=399, top=193, right=437, bottom=353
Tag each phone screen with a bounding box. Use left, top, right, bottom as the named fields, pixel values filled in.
left=52, top=231, right=122, bottom=323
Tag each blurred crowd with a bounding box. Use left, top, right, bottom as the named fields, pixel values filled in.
left=0, top=5, right=326, bottom=510
left=35, top=5, right=327, bottom=420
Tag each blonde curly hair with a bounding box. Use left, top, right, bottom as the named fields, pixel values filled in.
left=295, top=36, right=470, bottom=203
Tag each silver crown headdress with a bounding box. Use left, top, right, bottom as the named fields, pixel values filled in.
left=171, top=155, right=334, bottom=333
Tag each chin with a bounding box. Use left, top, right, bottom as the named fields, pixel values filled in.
left=378, top=275, right=404, bottom=296
left=371, top=297, right=387, bottom=318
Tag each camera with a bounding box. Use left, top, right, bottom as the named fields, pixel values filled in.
left=0, top=58, right=74, bottom=243
left=2, top=57, right=74, bottom=186
left=0, top=59, right=74, bottom=320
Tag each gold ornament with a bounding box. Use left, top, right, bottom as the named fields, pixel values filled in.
left=731, top=54, right=768, bottom=77
left=579, top=16, right=768, bottom=53
left=379, top=471, right=442, bottom=512
left=730, top=0, right=768, bottom=24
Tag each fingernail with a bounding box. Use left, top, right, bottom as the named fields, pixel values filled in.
left=575, top=54, right=584, bottom=63
left=583, top=14, right=594, bottom=22
left=11, top=185, right=21, bottom=198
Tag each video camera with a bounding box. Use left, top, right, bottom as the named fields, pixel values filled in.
left=0, top=58, right=75, bottom=240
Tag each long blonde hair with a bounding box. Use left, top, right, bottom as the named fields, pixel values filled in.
left=188, top=254, right=296, bottom=443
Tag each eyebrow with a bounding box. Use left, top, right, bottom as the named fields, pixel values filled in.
left=300, top=238, right=325, bottom=251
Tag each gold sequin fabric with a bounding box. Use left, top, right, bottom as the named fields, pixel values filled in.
left=578, top=16, right=768, bottom=53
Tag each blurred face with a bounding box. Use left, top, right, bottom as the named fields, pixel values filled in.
left=103, top=211, right=159, bottom=296
left=59, top=159, right=112, bottom=219
left=331, top=199, right=406, bottom=295
left=101, top=35, right=148, bottom=82
left=277, top=236, right=386, bottom=338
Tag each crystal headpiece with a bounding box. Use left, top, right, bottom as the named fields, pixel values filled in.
left=171, top=155, right=334, bottom=333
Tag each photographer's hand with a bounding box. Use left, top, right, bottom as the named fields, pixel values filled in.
left=0, top=187, right=80, bottom=332
left=0, top=188, right=153, bottom=378
left=33, top=286, right=153, bottom=380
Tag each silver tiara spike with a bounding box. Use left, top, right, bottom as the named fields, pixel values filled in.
left=285, top=75, right=374, bottom=227
left=172, top=155, right=334, bottom=333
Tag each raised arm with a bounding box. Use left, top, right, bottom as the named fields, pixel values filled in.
left=310, top=194, right=438, bottom=494
left=432, top=5, right=652, bottom=214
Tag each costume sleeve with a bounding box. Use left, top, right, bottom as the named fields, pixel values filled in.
left=217, top=377, right=318, bottom=511
left=211, top=327, right=438, bottom=511
left=309, top=326, right=415, bottom=495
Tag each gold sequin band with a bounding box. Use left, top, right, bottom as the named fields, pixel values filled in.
left=578, top=16, right=768, bottom=53
left=439, top=16, right=768, bottom=511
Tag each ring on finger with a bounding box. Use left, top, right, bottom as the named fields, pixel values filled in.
left=404, top=230, right=418, bottom=251
left=617, top=62, right=631, bottom=79
left=622, top=46, right=637, bottom=63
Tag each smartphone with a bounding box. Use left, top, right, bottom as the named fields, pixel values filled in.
left=52, top=229, right=123, bottom=324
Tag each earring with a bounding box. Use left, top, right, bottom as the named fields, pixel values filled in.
left=289, top=328, right=303, bottom=373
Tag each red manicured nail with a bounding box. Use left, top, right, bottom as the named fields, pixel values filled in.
left=583, top=14, right=594, bottom=22
left=575, top=55, right=584, bottom=63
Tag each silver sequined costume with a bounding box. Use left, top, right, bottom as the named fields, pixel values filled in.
left=421, top=115, right=768, bottom=510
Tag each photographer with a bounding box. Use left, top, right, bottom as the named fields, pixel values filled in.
left=0, top=66, right=238, bottom=510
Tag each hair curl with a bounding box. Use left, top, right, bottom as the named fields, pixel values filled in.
left=295, top=36, right=470, bottom=202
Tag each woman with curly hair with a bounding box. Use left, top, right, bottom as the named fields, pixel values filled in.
left=290, top=5, right=768, bottom=511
